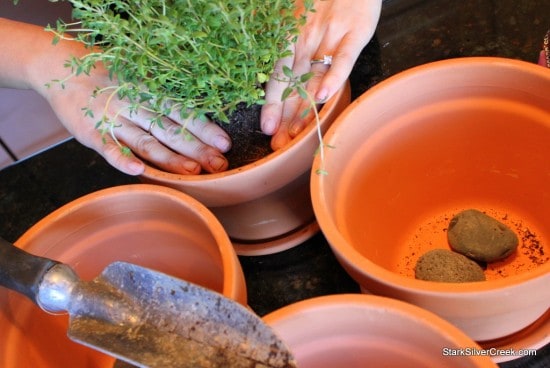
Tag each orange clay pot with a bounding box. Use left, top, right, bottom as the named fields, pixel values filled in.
left=141, top=83, right=351, bottom=256
left=263, top=294, right=496, bottom=368
left=311, top=58, right=550, bottom=342
left=0, top=184, right=246, bottom=368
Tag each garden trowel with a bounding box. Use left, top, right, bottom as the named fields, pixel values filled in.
left=0, top=236, right=296, bottom=368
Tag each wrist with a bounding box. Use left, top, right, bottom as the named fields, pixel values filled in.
left=0, top=18, right=87, bottom=96
left=26, top=32, right=88, bottom=97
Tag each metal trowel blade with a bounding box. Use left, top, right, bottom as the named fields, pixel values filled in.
left=66, top=261, right=296, bottom=368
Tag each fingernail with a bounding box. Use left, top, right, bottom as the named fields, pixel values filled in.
left=210, top=155, right=228, bottom=172
left=262, top=117, right=277, bottom=135
left=315, top=88, right=329, bottom=103
left=271, top=133, right=290, bottom=151
left=214, top=135, right=232, bottom=152
left=289, top=122, right=302, bottom=137
left=184, top=161, right=200, bottom=173
left=127, top=160, right=145, bottom=175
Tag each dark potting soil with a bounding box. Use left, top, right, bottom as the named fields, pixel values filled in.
left=213, top=103, right=273, bottom=170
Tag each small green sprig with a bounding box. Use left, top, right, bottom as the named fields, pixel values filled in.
left=281, top=65, right=331, bottom=175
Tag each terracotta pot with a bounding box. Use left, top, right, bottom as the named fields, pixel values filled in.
left=141, top=83, right=351, bottom=256
left=263, top=294, right=497, bottom=368
left=0, top=184, right=246, bottom=367
left=311, top=58, right=550, bottom=342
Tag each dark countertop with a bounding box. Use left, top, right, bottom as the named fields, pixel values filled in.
left=0, top=0, right=548, bottom=366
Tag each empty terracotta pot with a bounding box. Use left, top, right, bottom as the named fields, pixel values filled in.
left=141, top=83, right=351, bottom=256
left=0, top=184, right=246, bottom=367
left=311, top=58, right=550, bottom=341
left=263, top=294, right=497, bottom=368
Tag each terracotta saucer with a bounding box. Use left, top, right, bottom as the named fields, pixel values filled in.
left=232, top=221, right=319, bottom=256
left=479, top=308, right=550, bottom=363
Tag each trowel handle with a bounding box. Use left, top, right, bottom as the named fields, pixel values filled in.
left=0, top=236, right=59, bottom=304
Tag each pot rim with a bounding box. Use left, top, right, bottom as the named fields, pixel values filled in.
left=311, top=57, right=550, bottom=295
left=263, top=294, right=496, bottom=367
left=14, top=184, right=244, bottom=300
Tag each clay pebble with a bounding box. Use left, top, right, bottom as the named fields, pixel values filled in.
left=415, top=249, right=486, bottom=282
left=447, top=209, right=518, bottom=262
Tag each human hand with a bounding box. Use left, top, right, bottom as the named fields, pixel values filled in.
left=261, top=0, right=382, bottom=149
left=43, top=64, right=232, bottom=176
left=10, top=19, right=232, bottom=177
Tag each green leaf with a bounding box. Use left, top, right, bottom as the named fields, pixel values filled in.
left=82, top=107, right=94, bottom=118
left=300, top=72, right=314, bottom=83
left=281, top=87, right=293, bottom=101
left=297, top=86, right=308, bottom=100
left=217, top=110, right=229, bottom=123
left=257, top=72, right=269, bottom=84
left=282, top=65, right=294, bottom=78
left=120, top=146, right=132, bottom=156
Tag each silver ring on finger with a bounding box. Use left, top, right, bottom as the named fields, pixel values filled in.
left=310, top=55, right=333, bottom=66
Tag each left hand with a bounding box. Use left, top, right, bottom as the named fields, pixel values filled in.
left=261, top=0, right=382, bottom=150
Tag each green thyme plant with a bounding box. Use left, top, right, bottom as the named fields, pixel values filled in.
left=44, top=0, right=314, bottom=132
